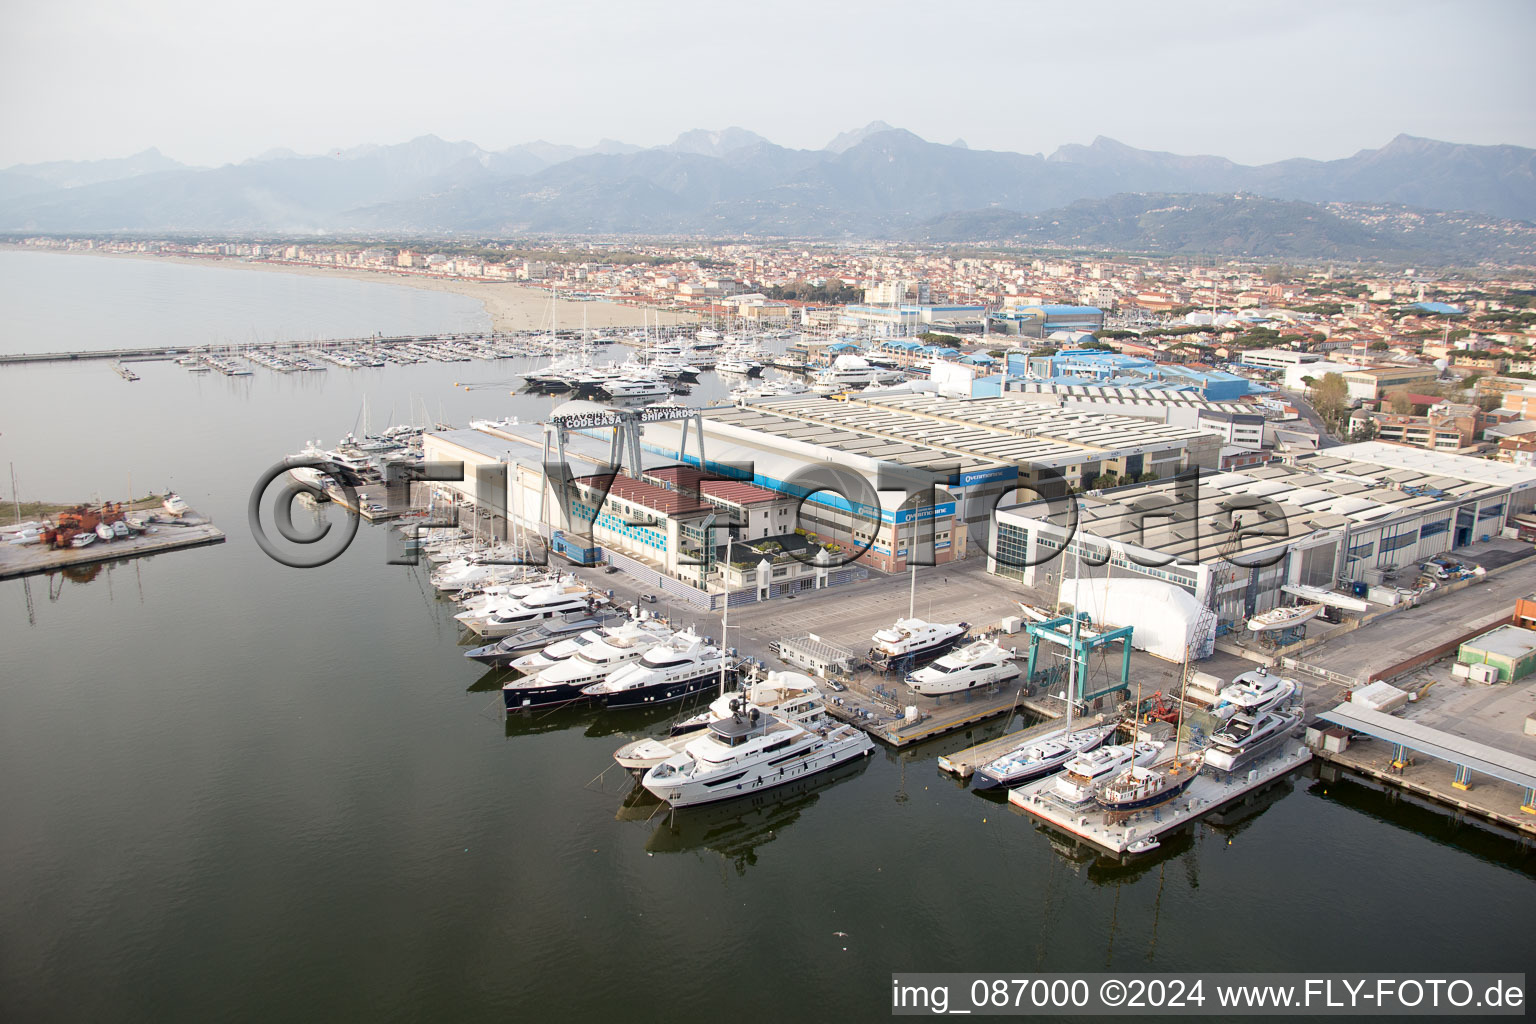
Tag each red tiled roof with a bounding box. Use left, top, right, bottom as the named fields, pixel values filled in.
left=645, top=465, right=786, bottom=507
left=574, top=474, right=710, bottom=517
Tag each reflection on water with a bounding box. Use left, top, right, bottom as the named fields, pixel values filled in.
left=1308, top=768, right=1536, bottom=876
left=1036, top=772, right=1301, bottom=886
left=636, top=756, right=872, bottom=874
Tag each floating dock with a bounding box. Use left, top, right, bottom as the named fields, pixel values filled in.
left=938, top=714, right=1105, bottom=779
left=1008, top=742, right=1313, bottom=855
left=0, top=520, right=226, bottom=580
left=823, top=680, right=1037, bottom=749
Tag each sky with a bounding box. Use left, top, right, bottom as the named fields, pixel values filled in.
left=2, top=0, right=1534, bottom=168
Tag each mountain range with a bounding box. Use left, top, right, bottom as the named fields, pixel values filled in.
left=1, top=125, right=1532, bottom=262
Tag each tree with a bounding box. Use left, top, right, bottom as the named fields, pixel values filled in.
left=1311, top=372, right=1350, bottom=432
left=1368, top=340, right=1390, bottom=352
left=1350, top=418, right=1379, bottom=442
left=1387, top=390, right=1414, bottom=415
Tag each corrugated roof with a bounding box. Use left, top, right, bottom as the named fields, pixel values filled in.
left=645, top=465, right=786, bottom=507
left=574, top=474, right=710, bottom=518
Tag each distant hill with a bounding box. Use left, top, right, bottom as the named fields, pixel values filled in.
left=910, top=192, right=1536, bottom=263
left=2, top=127, right=1532, bottom=262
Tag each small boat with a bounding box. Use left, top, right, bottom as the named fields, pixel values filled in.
left=1246, top=604, right=1320, bottom=633
left=161, top=493, right=190, bottom=517
left=71, top=531, right=96, bottom=548
left=1125, top=837, right=1161, bottom=855
left=5, top=527, right=43, bottom=545
left=95, top=522, right=115, bottom=542
left=112, top=520, right=130, bottom=539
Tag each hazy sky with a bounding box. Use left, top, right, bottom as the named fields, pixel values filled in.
left=3, top=0, right=1534, bottom=168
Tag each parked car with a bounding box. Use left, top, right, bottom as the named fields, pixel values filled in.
left=603, top=565, right=620, bottom=575
left=639, top=593, right=658, bottom=604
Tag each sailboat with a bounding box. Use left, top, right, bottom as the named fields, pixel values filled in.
left=1098, top=639, right=1203, bottom=814
left=971, top=545, right=1114, bottom=791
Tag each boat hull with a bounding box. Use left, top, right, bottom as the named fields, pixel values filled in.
left=1204, top=720, right=1298, bottom=772
left=591, top=671, right=725, bottom=709
left=646, top=734, right=874, bottom=808
left=970, top=725, right=1113, bottom=791
left=1097, top=770, right=1198, bottom=812
left=501, top=679, right=592, bottom=712
left=869, top=629, right=969, bottom=671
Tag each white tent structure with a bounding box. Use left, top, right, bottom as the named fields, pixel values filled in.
left=1059, top=576, right=1217, bottom=661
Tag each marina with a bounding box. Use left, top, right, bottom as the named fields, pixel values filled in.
left=4, top=224, right=1535, bottom=1019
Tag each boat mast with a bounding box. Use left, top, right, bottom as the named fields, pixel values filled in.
left=1065, top=540, right=1081, bottom=734
left=907, top=554, right=917, bottom=620
left=718, top=530, right=733, bottom=696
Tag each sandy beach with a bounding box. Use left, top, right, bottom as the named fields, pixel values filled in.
left=8, top=248, right=696, bottom=333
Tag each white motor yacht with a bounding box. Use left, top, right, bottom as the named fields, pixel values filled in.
left=1203, top=709, right=1301, bottom=772
left=501, top=626, right=672, bottom=712
left=868, top=618, right=969, bottom=670
left=582, top=629, right=726, bottom=708
left=460, top=586, right=604, bottom=638
left=613, top=672, right=829, bottom=772
left=1212, top=668, right=1298, bottom=720
left=641, top=708, right=874, bottom=807
left=905, top=639, right=1019, bottom=696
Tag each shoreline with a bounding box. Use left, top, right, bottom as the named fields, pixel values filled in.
left=1, top=246, right=696, bottom=333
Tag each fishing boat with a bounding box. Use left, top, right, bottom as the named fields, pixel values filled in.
left=1096, top=758, right=1202, bottom=813
left=1246, top=604, right=1320, bottom=633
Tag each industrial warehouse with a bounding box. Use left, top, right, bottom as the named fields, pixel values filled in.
left=990, top=441, right=1536, bottom=629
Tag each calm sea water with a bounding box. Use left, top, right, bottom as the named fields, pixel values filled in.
left=0, top=249, right=490, bottom=354
left=1, top=253, right=1532, bottom=1023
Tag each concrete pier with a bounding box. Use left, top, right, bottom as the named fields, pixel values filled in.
left=1009, top=743, right=1313, bottom=855
left=0, top=520, right=226, bottom=580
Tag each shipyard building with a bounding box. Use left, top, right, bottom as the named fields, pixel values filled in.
left=990, top=442, right=1536, bottom=630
